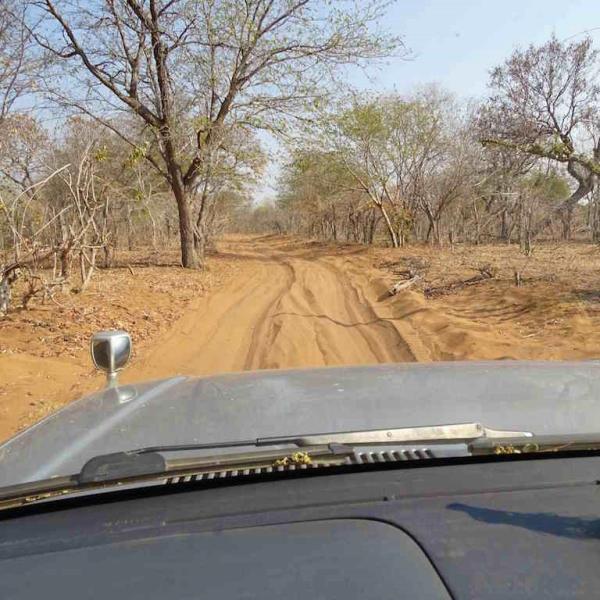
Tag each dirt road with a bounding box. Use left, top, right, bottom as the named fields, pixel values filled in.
left=3, top=235, right=423, bottom=441
left=127, top=236, right=416, bottom=381
left=116, top=235, right=600, bottom=383
left=4, top=234, right=600, bottom=441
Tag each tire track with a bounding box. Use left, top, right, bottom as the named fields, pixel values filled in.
left=128, top=237, right=417, bottom=380
left=243, top=260, right=296, bottom=370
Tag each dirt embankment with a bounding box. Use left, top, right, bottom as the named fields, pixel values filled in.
left=3, top=235, right=600, bottom=441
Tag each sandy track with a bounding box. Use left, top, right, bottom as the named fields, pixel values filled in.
left=7, top=234, right=594, bottom=441
left=127, top=238, right=415, bottom=381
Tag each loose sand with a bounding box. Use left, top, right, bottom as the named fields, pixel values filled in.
left=2, top=235, right=600, bottom=441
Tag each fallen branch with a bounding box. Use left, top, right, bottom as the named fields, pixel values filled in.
left=388, top=275, right=421, bottom=296
left=21, top=272, right=67, bottom=308
left=424, top=267, right=496, bottom=298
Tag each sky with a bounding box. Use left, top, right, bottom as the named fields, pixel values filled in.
left=365, top=0, right=600, bottom=99
left=256, top=0, right=600, bottom=202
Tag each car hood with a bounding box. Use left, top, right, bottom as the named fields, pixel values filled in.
left=1, top=361, right=600, bottom=486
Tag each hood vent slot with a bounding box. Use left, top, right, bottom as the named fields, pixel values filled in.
left=165, top=448, right=436, bottom=486
left=353, top=448, right=435, bottom=463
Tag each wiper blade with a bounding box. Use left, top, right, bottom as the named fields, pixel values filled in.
left=78, top=444, right=352, bottom=484
left=0, top=422, right=532, bottom=510
left=131, top=422, right=532, bottom=456
left=76, top=422, right=530, bottom=483
left=0, top=444, right=353, bottom=509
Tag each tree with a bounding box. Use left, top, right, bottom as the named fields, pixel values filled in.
left=321, top=88, right=467, bottom=246
left=191, top=126, right=265, bottom=257
left=0, top=1, right=38, bottom=124
left=480, top=36, right=600, bottom=235
left=516, top=170, right=571, bottom=254
left=31, top=0, right=401, bottom=267
left=277, top=149, right=375, bottom=242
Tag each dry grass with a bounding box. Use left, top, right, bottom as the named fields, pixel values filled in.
left=374, top=241, right=600, bottom=291
left=0, top=249, right=241, bottom=360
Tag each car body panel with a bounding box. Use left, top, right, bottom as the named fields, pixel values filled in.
left=1, top=361, right=599, bottom=485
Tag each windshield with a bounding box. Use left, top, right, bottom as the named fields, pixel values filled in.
left=2, top=0, right=600, bottom=490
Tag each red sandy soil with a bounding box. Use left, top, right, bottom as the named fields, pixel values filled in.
left=2, top=235, right=600, bottom=441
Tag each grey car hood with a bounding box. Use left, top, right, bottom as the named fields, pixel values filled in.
left=1, top=361, right=599, bottom=486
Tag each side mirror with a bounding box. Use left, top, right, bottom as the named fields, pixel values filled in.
left=90, top=330, right=132, bottom=388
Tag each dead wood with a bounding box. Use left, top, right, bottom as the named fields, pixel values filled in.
left=388, top=275, right=422, bottom=296
left=424, top=266, right=496, bottom=298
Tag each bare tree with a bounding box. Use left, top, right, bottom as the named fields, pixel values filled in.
left=480, top=36, right=600, bottom=235
left=325, top=98, right=409, bottom=247
left=0, top=1, right=38, bottom=124
left=30, top=0, right=401, bottom=267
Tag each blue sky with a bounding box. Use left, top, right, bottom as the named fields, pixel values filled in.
left=257, top=0, right=600, bottom=201
left=360, top=0, right=600, bottom=100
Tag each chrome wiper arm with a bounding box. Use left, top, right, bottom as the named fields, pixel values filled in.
left=76, top=422, right=530, bottom=483
left=469, top=432, right=600, bottom=455
left=259, top=422, right=533, bottom=447
left=132, top=422, right=532, bottom=456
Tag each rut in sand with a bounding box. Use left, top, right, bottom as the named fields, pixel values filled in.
left=128, top=237, right=416, bottom=381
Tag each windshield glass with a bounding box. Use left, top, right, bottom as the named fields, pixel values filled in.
left=2, top=0, right=600, bottom=489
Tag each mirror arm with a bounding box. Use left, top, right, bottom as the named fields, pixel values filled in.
left=106, top=370, right=119, bottom=388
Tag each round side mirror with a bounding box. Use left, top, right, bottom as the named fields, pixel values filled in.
left=90, top=330, right=132, bottom=387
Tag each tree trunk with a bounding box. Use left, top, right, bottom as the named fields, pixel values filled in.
left=560, top=205, right=573, bottom=240
left=177, top=195, right=198, bottom=268
left=126, top=208, right=134, bottom=251
left=103, top=245, right=113, bottom=268
left=423, top=205, right=440, bottom=245
left=194, top=192, right=212, bottom=265
left=592, top=188, right=600, bottom=243
left=60, top=247, right=71, bottom=278
left=532, top=162, right=594, bottom=237
left=519, top=200, right=533, bottom=256
left=500, top=208, right=509, bottom=242
left=169, top=174, right=198, bottom=268
left=472, top=198, right=481, bottom=244
left=377, top=202, right=399, bottom=248
left=161, top=127, right=199, bottom=268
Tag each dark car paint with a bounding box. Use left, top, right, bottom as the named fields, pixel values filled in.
left=1, top=453, right=599, bottom=599
left=3, top=361, right=600, bottom=597
left=2, top=520, right=452, bottom=600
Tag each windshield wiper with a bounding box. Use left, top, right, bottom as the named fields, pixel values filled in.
left=129, top=422, right=532, bottom=455
left=0, top=444, right=352, bottom=509
left=0, top=422, right=532, bottom=510
left=469, top=432, right=600, bottom=454
left=75, top=422, right=530, bottom=483
left=254, top=422, right=532, bottom=448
